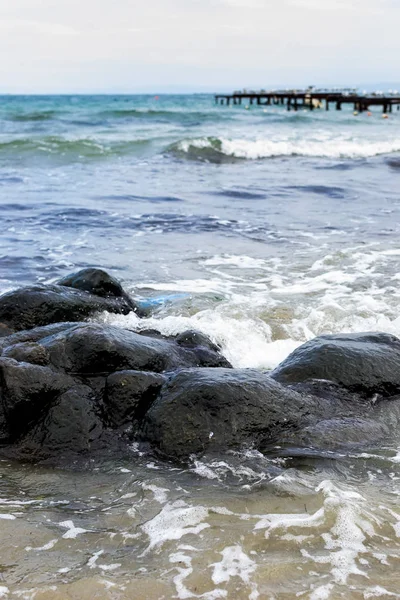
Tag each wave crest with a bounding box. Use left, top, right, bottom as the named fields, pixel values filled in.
left=167, top=136, right=400, bottom=162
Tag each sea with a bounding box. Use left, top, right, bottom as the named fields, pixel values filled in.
left=0, top=94, right=400, bottom=599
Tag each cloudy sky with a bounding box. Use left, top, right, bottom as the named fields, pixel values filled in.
left=0, top=0, right=397, bottom=93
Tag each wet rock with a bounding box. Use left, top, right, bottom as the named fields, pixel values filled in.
left=175, top=329, right=231, bottom=368
left=137, top=328, right=231, bottom=367
left=0, top=323, right=13, bottom=338
left=0, top=285, right=133, bottom=333
left=0, top=358, right=75, bottom=441
left=4, top=282, right=399, bottom=465
left=287, top=379, right=364, bottom=407
left=0, top=322, right=80, bottom=350
left=287, top=416, right=392, bottom=451
left=23, top=385, right=103, bottom=457
left=175, top=329, right=220, bottom=352
left=142, top=367, right=333, bottom=460
left=57, top=267, right=137, bottom=309
left=0, top=269, right=143, bottom=334
left=0, top=396, right=8, bottom=443
left=40, top=323, right=230, bottom=374
left=105, top=371, right=166, bottom=428
left=271, top=332, right=400, bottom=397
left=2, top=341, right=50, bottom=366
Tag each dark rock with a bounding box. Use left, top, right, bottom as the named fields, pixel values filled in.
left=0, top=323, right=13, bottom=338
left=271, top=332, right=400, bottom=397
left=188, top=346, right=232, bottom=368
left=23, top=385, right=103, bottom=456
left=2, top=342, right=50, bottom=366
left=137, top=328, right=231, bottom=366
left=0, top=358, right=75, bottom=441
left=4, top=282, right=399, bottom=465
left=287, top=379, right=365, bottom=407
left=175, top=330, right=220, bottom=352
left=41, top=324, right=179, bottom=374
left=287, top=416, right=391, bottom=450
left=57, top=267, right=136, bottom=308
left=0, top=393, right=8, bottom=443
left=0, top=322, right=80, bottom=351
left=0, top=283, right=138, bottom=333
left=142, top=367, right=334, bottom=460
left=174, top=329, right=231, bottom=368
left=105, top=371, right=166, bottom=428
left=40, top=323, right=230, bottom=375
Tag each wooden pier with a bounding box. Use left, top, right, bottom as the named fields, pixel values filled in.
left=215, top=89, right=400, bottom=113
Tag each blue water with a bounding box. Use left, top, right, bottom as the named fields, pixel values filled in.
left=1, top=94, right=400, bottom=289
left=1, top=95, right=400, bottom=598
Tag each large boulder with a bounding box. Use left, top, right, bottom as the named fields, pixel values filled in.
left=2, top=341, right=50, bottom=366
left=0, top=322, right=80, bottom=351
left=141, top=368, right=338, bottom=460
left=287, top=416, right=393, bottom=451
left=57, top=267, right=136, bottom=308
left=40, top=323, right=231, bottom=374
left=0, top=319, right=231, bottom=461
left=21, top=385, right=104, bottom=459
left=104, top=370, right=166, bottom=428
left=271, top=332, right=400, bottom=397
left=0, top=357, right=75, bottom=442
left=3, top=295, right=400, bottom=464
left=0, top=269, right=144, bottom=335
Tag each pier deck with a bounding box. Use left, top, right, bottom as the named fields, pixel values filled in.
left=215, top=90, right=400, bottom=113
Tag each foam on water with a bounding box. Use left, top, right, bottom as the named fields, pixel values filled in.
left=59, top=520, right=89, bottom=539
left=211, top=545, right=257, bottom=586
left=140, top=500, right=210, bottom=555
left=104, top=309, right=300, bottom=369
left=254, top=479, right=383, bottom=592
left=170, top=551, right=227, bottom=600
left=173, top=135, right=400, bottom=160
left=102, top=241, right=400, bottom=372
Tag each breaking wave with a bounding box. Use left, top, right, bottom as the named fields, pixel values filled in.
left=3, top=133, right=400, bottom=164
left=168, top=135, right=400, bottom=162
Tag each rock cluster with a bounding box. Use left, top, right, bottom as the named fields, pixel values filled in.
left=0, top=268, right=399, bottom=464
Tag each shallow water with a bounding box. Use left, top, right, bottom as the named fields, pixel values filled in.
left=1, top=94, right=400, bottom=598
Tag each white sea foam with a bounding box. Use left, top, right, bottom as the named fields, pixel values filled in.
left=87, top=549, right=104, bottom=568
left=176, top=135, right=400, bottom=160
left=254, top=480, right=383, bottom=590
left=97, top=562, right=121, bottom=571
left=141, top=501, right=210, bottom=555
left=25, top=539, right=58, bottom=552
left=364, top=587, right=400, bottom=598
left=141, top=483, right=169, bottom=504
left=59, top=520, right=89, bottom=539
left=170, top=551, right=227, bottom=600
left=102, top=241, right=400, bottom=371
left=190, top=458, right=268, bottom=485
left=211, top=545, right=257, bottom=586
left=104, top=309, right=300, bottom=370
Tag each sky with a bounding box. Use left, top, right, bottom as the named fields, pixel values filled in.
left=0, top=0, right=398, bottom=93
